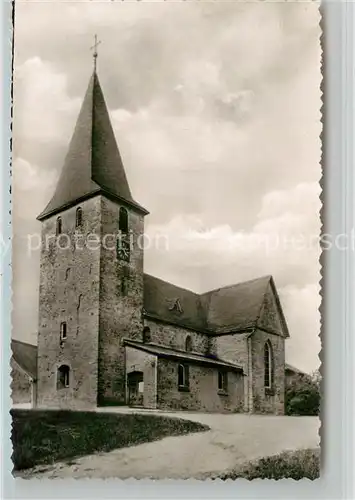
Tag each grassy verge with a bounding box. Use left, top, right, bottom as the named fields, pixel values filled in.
left=11, top=409, right=209, bottom=471
left=217, top=448, right=320, bottom=480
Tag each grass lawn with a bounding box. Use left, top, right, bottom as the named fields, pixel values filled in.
left=11, top=409, right=209, bottom=471
left=217, top=448, right=320, bottom=480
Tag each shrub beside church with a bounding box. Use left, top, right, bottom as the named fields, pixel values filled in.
left=285, top=368, right=320, bottom=416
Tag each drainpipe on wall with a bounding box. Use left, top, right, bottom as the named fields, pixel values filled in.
left=154, top=355, right=158, bottom=410
left=123, top=344, right=128, bottom=406
left=247, top=331, right=254, bottom=414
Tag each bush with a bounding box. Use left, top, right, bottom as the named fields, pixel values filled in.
left=217, top=448, right=320, bottom=480
left=285, top=370, right=320, bottom=416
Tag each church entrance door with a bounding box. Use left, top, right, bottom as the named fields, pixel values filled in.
left=127, top=371, right=144, bottom=407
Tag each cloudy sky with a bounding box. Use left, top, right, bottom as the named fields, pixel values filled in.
left=12, top=1, right=321, bottom=373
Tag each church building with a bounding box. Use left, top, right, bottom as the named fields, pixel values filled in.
left=34, top=66, right=289, bottom=415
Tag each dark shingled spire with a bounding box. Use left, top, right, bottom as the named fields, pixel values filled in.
left=38, top=70, right=148, bottom=220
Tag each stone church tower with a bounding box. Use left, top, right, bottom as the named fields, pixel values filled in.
left=36, top=68, right=148, bottom=409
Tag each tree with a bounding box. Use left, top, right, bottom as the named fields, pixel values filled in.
left=285, top=369, right=320, bottom=416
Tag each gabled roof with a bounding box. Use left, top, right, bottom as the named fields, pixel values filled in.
left=38, top=70, right=148, bottom=220
left=143, top=273, right=288, bottom=337
left=143, top=274, right=207, bottom=332
left=124, top=339, right=244, bottom=373
left=11, top=339, right=37, bottom=379
left=201, top=275, right=272, bottom=334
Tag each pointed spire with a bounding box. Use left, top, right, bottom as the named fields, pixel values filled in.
left=38, top=70, right=148, bottom=220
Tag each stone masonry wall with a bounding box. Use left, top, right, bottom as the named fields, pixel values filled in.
left=157, top=358, right=244, bottom=413
left=143, top=319, right=210, bottom=355
left=215, top=333, right=249, bottom=367
left=98, top=197, right=145, bottom=405
left=125, top=347, right=157, bottom=408
left=215, top=333, right=250, bottom=412
left=251, top=329, right=285, bottom=415
left=11, top=359, right=32, bottom=404
left=37, top=197, right=101, bottom=409
left=257, top=284, right=284, bottom=334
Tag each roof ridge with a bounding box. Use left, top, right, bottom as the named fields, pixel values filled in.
left=144, top=273, right=201, bottom=297
left=144, top=273, right=272, bottom=299
left=200, top=274, right=272, bottom=297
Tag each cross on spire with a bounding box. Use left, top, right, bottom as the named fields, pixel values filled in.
left=90, top=34, right=101, bottom=71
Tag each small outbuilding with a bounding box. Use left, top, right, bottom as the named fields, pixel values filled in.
left=11, top=339, right=37, bottom=406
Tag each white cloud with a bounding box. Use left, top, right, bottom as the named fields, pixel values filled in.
left=144, top=182, right=321, bottom=372
left=12, top=157, right=57, bottom=221
left=13, top=57, right=81, bottom=145
left=11, top=2, right=321, bottom=371
left=13, top=157, right=56, bottom=193
left=145, top=182, right=321, bottom=285
left=259, top=183, right=321, bottom=221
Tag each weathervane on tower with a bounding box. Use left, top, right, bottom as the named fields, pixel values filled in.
left=90, top=34, right=101, bottom=71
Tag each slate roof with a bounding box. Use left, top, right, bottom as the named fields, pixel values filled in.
left=143, top=273, right=288, bottom=337
left=11, top=339, right=37, bottom=379
left=201, top=276, right=272, bottom=334
left=38, top=70, right=148, bottom=220
left=143, top=274, right=207, bottom=332
left=124, top=339, right=244, bottom=372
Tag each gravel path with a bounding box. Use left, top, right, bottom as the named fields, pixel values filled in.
left=18, top=408, right=320, bottom=479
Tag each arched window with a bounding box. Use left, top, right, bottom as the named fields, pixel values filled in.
left=143, top=326, right=151, bottom=343
left=119, top=207, right=128, bottom=234
left=185, top=335, right=192, bottom=352
left=57, top=365, right=70, bottom=389
left=76, top=207, right=83, bottom=228
left=264, top=341, right=273, bottom=389
left=56, top=216, right=62, bottom=235
left=178, top=364, right=189, bottom=388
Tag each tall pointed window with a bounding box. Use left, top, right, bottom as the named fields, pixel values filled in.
left=76, top=207, right=83, bottom=228
left=119, top=207, right=128, bottom=234
left=264, top=341, right=273, bottom=389
left=185, top=335, right=192, bottom=352
left=57, top=365, right=70, bottom=389
left=56, top=217, right=62, bottom=235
